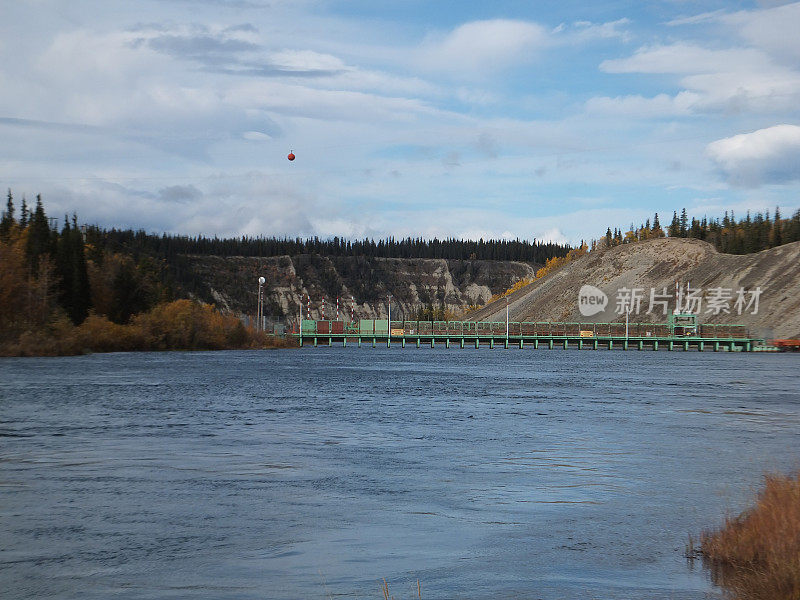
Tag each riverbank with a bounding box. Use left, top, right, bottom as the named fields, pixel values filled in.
left=698, top=472, right=800, bottom=600
left=0, top=299, right=296, bottom=357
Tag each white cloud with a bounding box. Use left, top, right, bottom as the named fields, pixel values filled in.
left=601, top=43, right=766, bottom=75
left=419, top=19, right=547, bottom=76
left=601, top=43, right=800, bottom=114
left=557, top=18, right=631, bottom=43
left=268, top=49, right=347, bottom=72
left=723, top=2, right=800, bottom=63
left=706, top=124, right=800, bottom=187
left=584, top=92, right=699, bottom=117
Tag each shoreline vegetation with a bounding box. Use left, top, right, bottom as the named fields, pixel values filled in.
left=1, top=299, right=296, bottom=357
left=0, top=194, right=294, bottom=357
left=694, top=472, right=800, bottom=600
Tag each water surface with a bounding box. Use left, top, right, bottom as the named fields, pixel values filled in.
left=1, top=349, right=799, bottom=599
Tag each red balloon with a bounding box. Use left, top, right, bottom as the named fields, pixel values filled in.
left=287, top=152, right=295, bottom=161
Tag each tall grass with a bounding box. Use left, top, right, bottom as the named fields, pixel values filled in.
left=699, top=472, right=800, bottom=600
left=380, top=578, right=421, bottom=600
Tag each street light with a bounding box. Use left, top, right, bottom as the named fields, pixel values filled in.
left=257, top=276, right=265, bottom=331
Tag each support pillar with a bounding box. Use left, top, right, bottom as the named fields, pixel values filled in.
left=519, top=339, right=524, bottom=349
left=610, top=340, right=615, bottom=350
left=548, top=340, right=554, bottom=350
left=504, top=339, right=509, bottom=349
left=669, top=341, right=673, bottom=351
left=431, top=339, right=435, bottom=348
left=461, top=339, right=465, bottom=349
left=593, top=340, right=598, bottom=350
left=475, top=338, right=480, bottom=349
left=653, top=340, right=658, bottom=351
left=563, top=339, right=568, bottom=350
left=683, top=341, right=689, bottom=351
left=699, top=341, right=704, bottom=352
left=446, top=339, right=450, bottom=349
left=416, top=338, right=420, bottom=348
left=714, top=341, right=719, bottom=352
left=401, top=338, right=405, bottom=348
left=343, top=338, right=347, bottom=348
left=534, top=339, right=539, bottom=349
left=490, top=339, right=494, bottom=349
left=313, top=337, right=317, bottom=347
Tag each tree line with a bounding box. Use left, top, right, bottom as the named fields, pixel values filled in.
left=604, top=207, right=800, bottom=254
left=100, top=228, right=571, bottom=263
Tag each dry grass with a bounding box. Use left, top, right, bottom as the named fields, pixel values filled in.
left=380, top=578, right=422, bottom=600
left=698, top=472, right=800, bottom=600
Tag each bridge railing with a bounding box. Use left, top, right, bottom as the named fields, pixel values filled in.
left=299, top=319, right=751, bottom=338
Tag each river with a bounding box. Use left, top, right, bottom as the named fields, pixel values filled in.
left=1, top=349, right=798, bottom=599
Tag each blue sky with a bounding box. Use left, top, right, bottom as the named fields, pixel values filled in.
left=2, top=0, right=799, bottom=244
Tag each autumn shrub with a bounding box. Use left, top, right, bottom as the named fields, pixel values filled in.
left=699, top=472, right=800, bottom=600
left=0, top=299, right=293, bottom=356
left=133, top=299, right=241, bottom=350
left=74, top=313, right=145, bottom=353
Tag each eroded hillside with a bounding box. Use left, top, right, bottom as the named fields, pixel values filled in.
left=470, top=238, right=800, bottom=339
left=181, top=254, right=538, bottom=322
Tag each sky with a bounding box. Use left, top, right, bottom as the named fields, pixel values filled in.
left=1, top=0, right=799, bottom=244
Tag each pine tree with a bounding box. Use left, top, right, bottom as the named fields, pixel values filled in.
left=26, top=195, right=54, bottom=275
left=56, top=218, right=75, bottom=319
left=668, top=211, right=680, bottom=237
left=69, top=214, right=91, bottom=323
left=789, top=209, right=800, bottom=243
left=0, top=190, right=14, bottom=240
left=19, top=196, right=28, bottom=228
left=605, top=227, right=612, bottom=247
left=772, top=206, right=782, bottom=247
left=652, top=212, right=664, bottom=237
left=679, top=208, right=688, bottom=237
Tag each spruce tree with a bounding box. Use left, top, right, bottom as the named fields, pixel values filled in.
left=69, top=214, right=91, bottom=323
left=26, top=195, right=54, bottom=275
left=56, top=218, right=76, bottom=319
left=0, top=189, right=14, bottom=240
left=19, top=196, right=28, bottom=228
left=773, top=206, right=782, bottom=246
left=668, top=211, right=680, bottom=237
left=679, top=208, right=688, bottom=237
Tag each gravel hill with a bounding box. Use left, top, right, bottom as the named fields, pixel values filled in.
left=468, top=238, right=800, bottom=339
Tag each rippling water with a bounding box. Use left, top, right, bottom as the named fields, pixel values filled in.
left=1, top=349, right=799, bottom=599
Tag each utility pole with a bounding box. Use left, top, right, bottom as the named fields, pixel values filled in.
left=506, top=297, right=509, bottom=341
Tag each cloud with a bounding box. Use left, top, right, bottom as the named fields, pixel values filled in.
left=419, top=19, right=547, bottom=76
left=584, top=92, right=698, bottom=117
left=600, top=43, right=800, bottom=114
left=158, top=184, right=202, bottom=203
left=706, top=124, right=800, bottom=187
left=554, top=18, right=631, bottom=43
left=601, top=43, right=765, bottom=75
left=722, top=3, right=800, bottom=63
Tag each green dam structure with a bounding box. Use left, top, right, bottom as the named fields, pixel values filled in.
left=296, top=313, right=763, bottom=352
